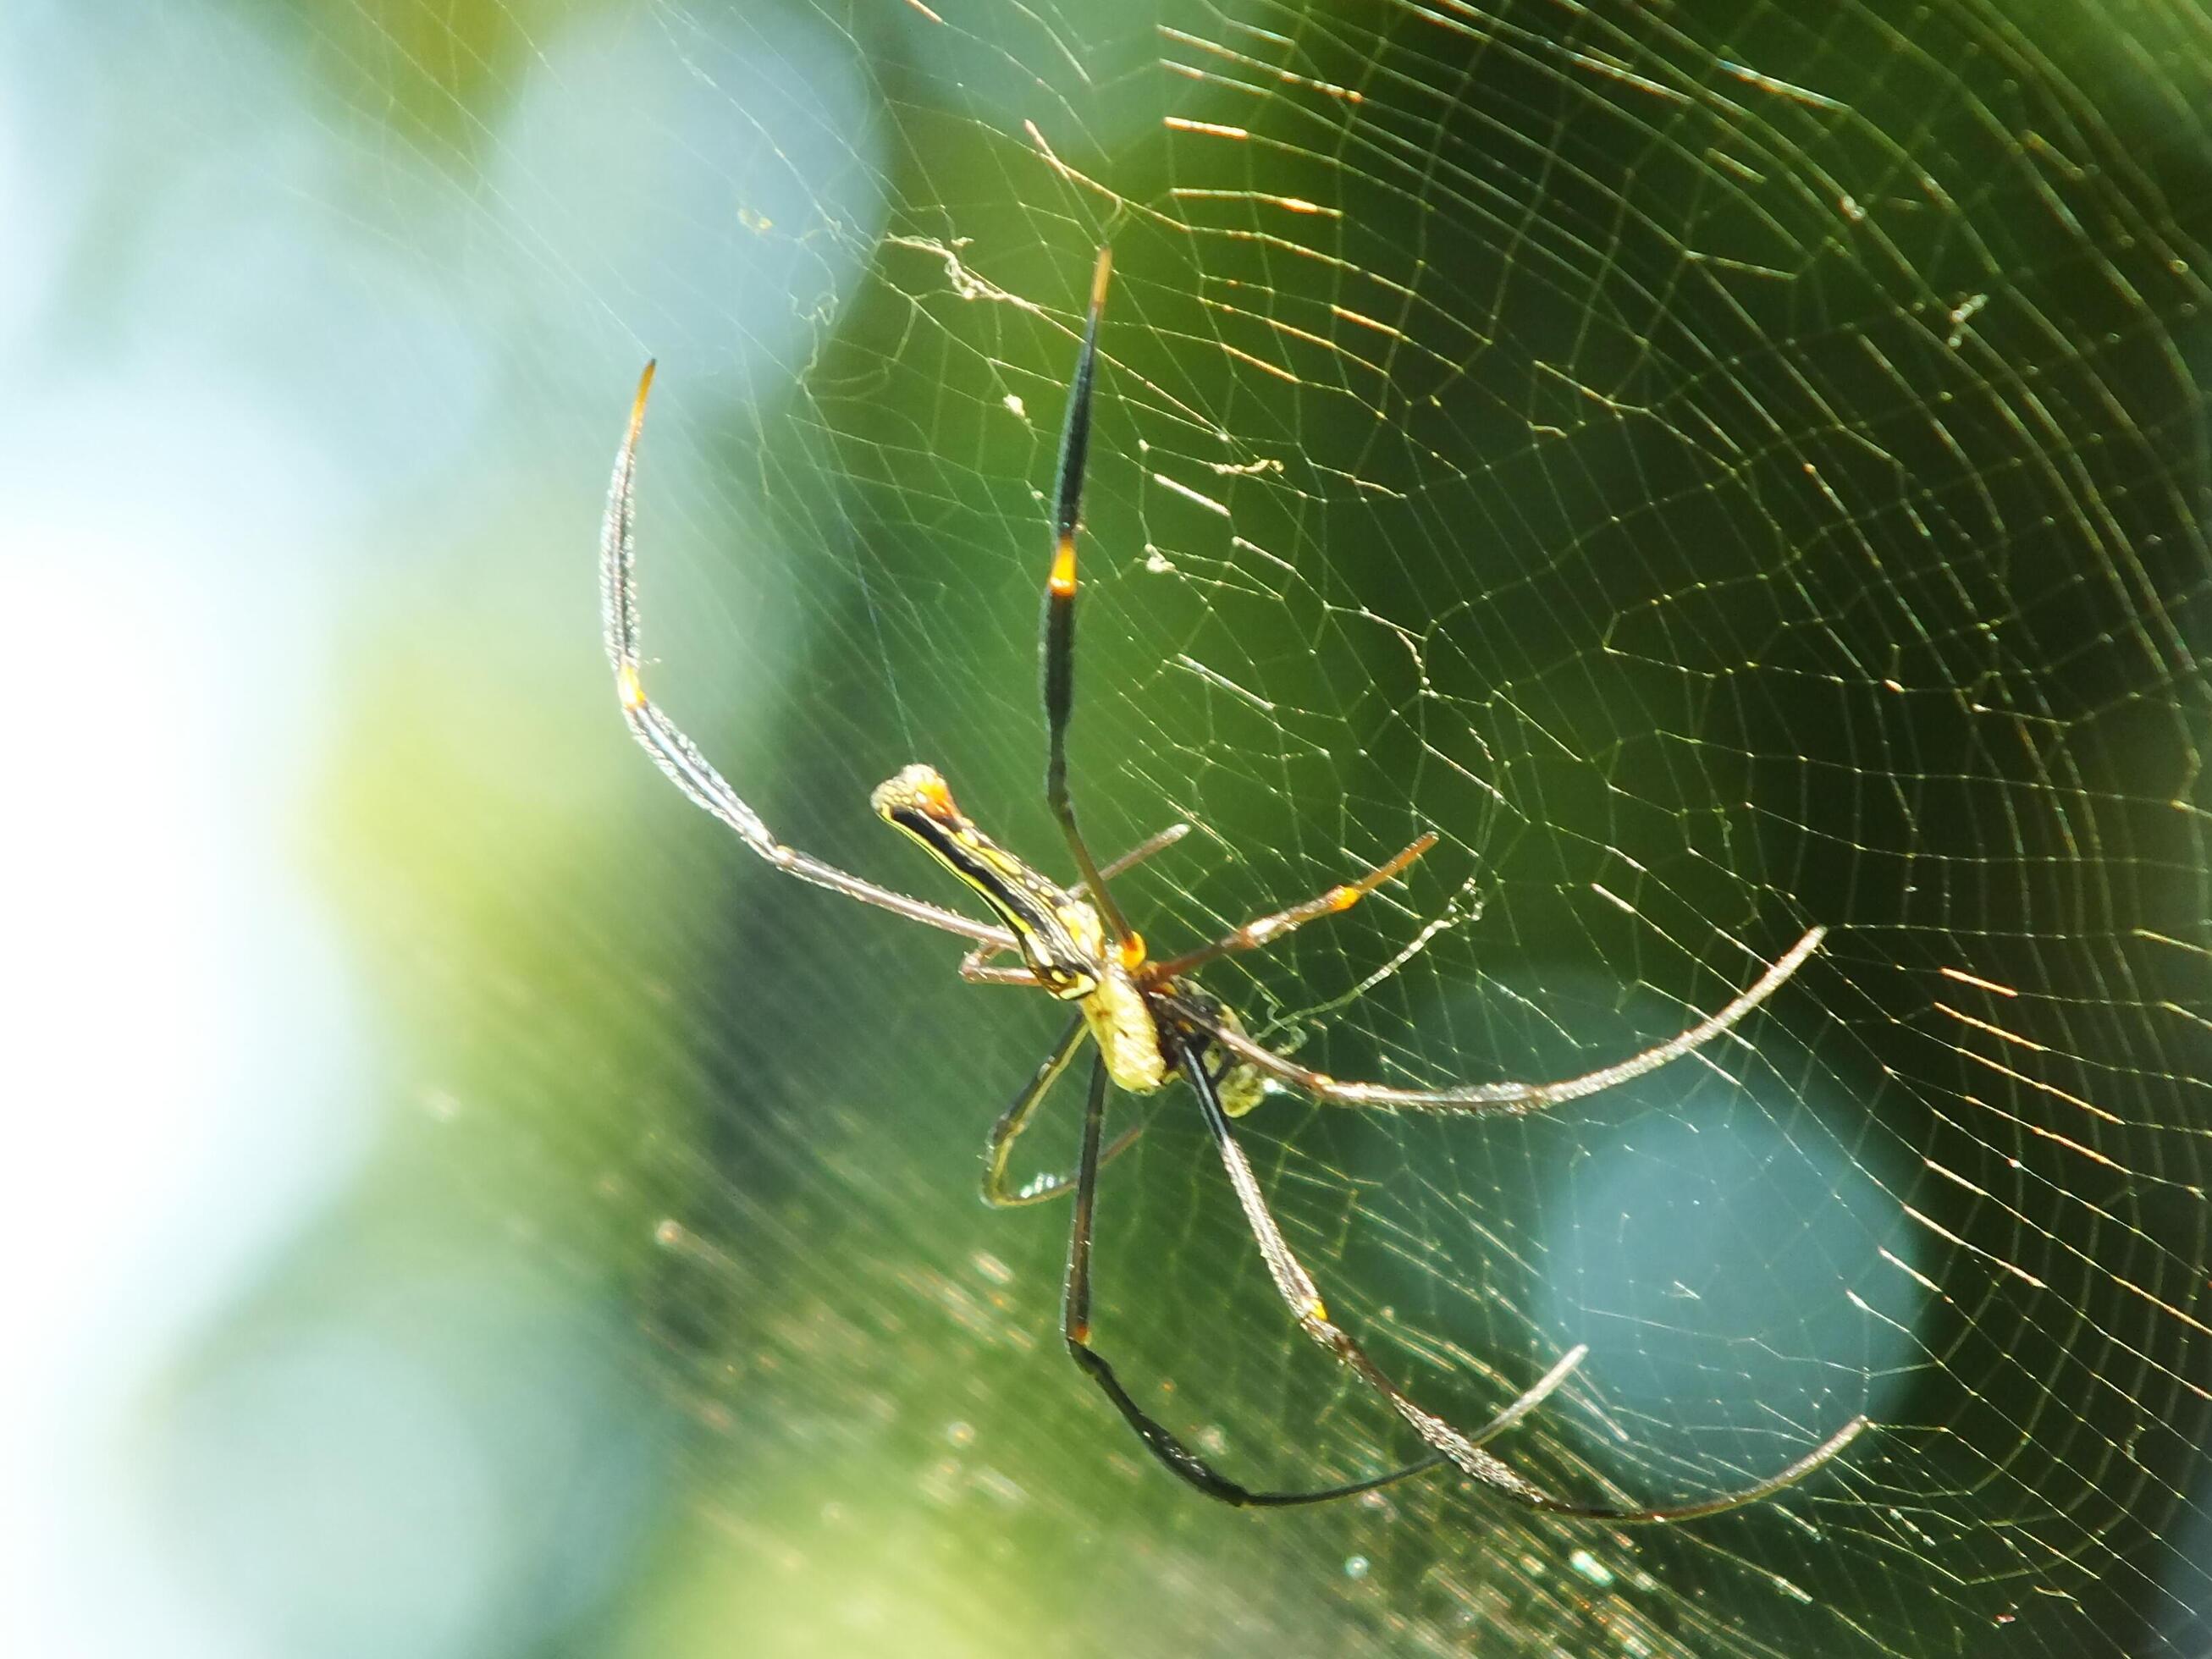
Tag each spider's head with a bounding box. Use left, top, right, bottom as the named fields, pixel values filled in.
left=873, top=763, right=1103, bottom=999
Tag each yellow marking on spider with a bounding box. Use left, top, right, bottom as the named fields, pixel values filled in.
left=1050, top=533, right=1078, bottom=597
left=627, top=361, right=657, bottom=436
left=1306, top=1296, right=1329, bottom=1323
left=617, top=662, right=646, bottom=710
left=1118, top=932, right=1146, bottom=970
left=1089, top=245, right=1113, bottom=310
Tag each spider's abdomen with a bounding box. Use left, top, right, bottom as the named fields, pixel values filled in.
left=872, top=763, right=1101, bottom=998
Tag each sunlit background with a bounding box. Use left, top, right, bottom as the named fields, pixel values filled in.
left=7, top=0, right=2211, bottom=1654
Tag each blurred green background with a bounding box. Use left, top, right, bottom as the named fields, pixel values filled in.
left=9, top=0, right=2212, bottom=1653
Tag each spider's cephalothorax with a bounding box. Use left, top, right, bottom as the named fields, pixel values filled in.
left=599, top=245, right=1865, bottom=1520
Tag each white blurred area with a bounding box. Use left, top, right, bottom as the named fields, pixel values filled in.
left=2, top=385, right=367, bottom=1655
left=0, top=0, right=880, bottom=1651
left=1, top=10, right=375, bottom=1653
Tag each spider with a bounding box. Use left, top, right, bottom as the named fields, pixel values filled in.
left=599, top=247, right=1867, bottom=1521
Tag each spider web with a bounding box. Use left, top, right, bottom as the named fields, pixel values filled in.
left=137, top=0, right=2212, bottom=1652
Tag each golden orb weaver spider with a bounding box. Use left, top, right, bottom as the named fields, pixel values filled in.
left=599, top=248, right=1867, bottom=1520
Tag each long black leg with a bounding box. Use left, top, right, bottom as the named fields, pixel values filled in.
left=1173, top=1040, right=1868, bottom=1522
left=1040, top=249, right=1136, bottom=949
left=983, top=1015, right=1144, bottom=1207
left=1059, top=1055, right=1454, bottom=1507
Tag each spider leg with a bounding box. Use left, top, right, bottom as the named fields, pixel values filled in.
left=961, top=962, right=1043, bottom=989
left=601, top=362, right=1015, bottom=951
left=1144, top=833, right=1437, bottom=984
left=1095, top=820, right=1194, bottom=885
left=982, top=1013, right=1142, bottom=1207
left=983, top=985, right=1245, bottom=1206
left=1176, top=1041, right=1867, bottom=1521
left=1057, top=1057, right=1583, bottom=1505
left=1165, top=926, right=1828, bottom=1115
left=1039, top=248, right=1139, bottom=952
